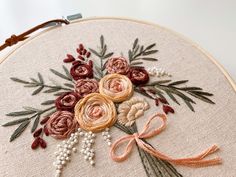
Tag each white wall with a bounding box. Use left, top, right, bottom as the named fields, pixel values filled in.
left=0, top=0, right=235, bottom=80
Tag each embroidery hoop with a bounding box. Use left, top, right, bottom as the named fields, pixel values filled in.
left=0, top=17, right=235, bottom=177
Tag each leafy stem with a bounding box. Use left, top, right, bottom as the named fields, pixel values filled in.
left=128, top=38, right=158, bottom=66
left=89, top=35, right=114, bottom=78
left=3, top=105, right=56, bottom=142
left=10, top=71, right=73, bottom=96
left=137, top=79, right=214, bottom=112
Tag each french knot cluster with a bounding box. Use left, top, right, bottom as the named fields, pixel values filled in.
left=118, top=97, right=150, bottom=126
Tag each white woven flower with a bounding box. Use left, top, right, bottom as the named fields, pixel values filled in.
left=118, top=97, right=150, bottom=126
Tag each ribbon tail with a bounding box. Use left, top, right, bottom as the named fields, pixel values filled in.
left=137, top=140, right=222, bottom=167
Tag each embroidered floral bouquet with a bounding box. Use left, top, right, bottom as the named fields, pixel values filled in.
left=2, top=35, right=221, bottom=177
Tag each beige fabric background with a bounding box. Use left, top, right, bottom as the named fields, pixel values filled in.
left=0, top=18, right=235, bottom=177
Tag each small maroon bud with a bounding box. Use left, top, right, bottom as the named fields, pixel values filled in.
left=39, top=138, right=47, bottom=149
left=31, top=137, right=40, bottom=150
left=163, top=105, right=175, bottom=114
left=33, top=128, right=42, bottom=137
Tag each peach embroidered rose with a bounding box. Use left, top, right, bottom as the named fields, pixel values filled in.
left=74, top=93, right=116, bottom=132
left=105, top=57, right=130, bottom=74
left=46, top=111, right=79, bottom=139
left=99, top=74, right=133, bottom=102
left=118, top=97, right=150, bottom=126
left=75, top=78, right=99, bottom=97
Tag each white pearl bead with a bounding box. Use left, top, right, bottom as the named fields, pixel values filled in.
left=84, top=156, right=88, bottom=160
left=61, top=161, right=66, bottom=165
left=75, top=132, right=79, bottom=136
left=65, top=157, right=70, bottom=161
left=57, top=165, right=62, bottom=169
left=56, top=170, right=61, bottom=174
left=90, top=149, right=95, bottom=153
left=85, top=133, right=88, bottom=136
left=72, top=148, right=77, bottom=153
left=108, top=142, right=112, bottom=146
left=90, top=160, right=95, bottom=165
left=79, top=132, right=84, bottom=136
left=77, top=128, right=81, bottom=132
left=89, top=131, right=92, bottom=135
left=90, top=139, right=94, bottom=143
left=74, top=139, right=78, bottom=144
left=92, top=134, right=96, bottom=138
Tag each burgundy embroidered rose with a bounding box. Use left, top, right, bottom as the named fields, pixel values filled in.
left=46, top=111, right=79, bottom=139
left=70, top=60, right=93, bottom=80
left=105, top=57, right=130, bottom=75
left=75, top=78, right=99, bottom=97
left=127, top=67, right=149, bottom=85
left=55, top=92, right=80, bottom=111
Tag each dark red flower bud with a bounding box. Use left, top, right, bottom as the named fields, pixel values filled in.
left=163, top=105, right=175, bottom=114
left=86, top=52, right=91, bottom=58
left=78, top=56, right=85, bottom=61
left=33, top=128, right=42, bottom=137
left=83, top=49, right=87, bottom=55
left=31, top=137, right=40, bottom=150
left=63, top=54, right=75, bottom=63
left=40, top=116, right=50, bottom=125
left=43, top=126, right=49, bottom=136
left=79, top=44, right=84, bottom=50
left=155, top=99, right=159, bottom=106
left=72, top=61, right=81, bottom=65
left=159, top=98, right=168, bottom=104
left=148, top=89, right=156, bottom=94
left=39, top=138, right=47, bottom=149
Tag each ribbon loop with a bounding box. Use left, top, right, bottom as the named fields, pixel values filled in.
left=110, top=113, right=222, bottom=167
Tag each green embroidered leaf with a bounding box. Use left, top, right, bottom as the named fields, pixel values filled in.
left=31, top=115, right=40, bottom=133
left=168, top=80, right=188, bottom=86
left=43, top=88, right=61, bottom=93
left=23, top=106, right=41, bottom=112
left=38, top=73, right=44, bottom=84
left=2, top=118, right=30, bottom=127
left=191, top=91, right=213, bottom=96
left=64, top=83, right=74, bottom=88
left=30, top=78, right=39, bottom=84
left=89, top=48, right=101, bottom=57
left=140, top=57, right=158, bottom=61
left=143, top=50, right=158, bottom=55
left=10, top=77, right=29, bottom=84
left=183, top=99, right=195, bottom=112
left=188, top=93, right=215, bottom=104
left=180, top=87, right=202, bottom=91
left=10, top=120, right=30, bottom=142
left=32, top=86, right=44, bottom=95
left=24, top=84, right=38, bottom=88
left=101, top=45, right=107, bottom=56
left=54, top=92, right=67, bottom=96
left=166, top=91, right=180, bottom=105
left=133, top=38, right=139, bottom=50
left=100, top=35, right=104, bottom=49
left=130, top=61, right=143, bottom=66
left=6, top=110, right=36, bottom=117
left=41, top=100, right=55, bottom=105
left=145, top=43, right=156, bottom=50
left=102, top=52, right=113, bottom=59
left=62, top=66, right=73, bottom=80
left=50, top=69, right=71, bottom=81
left=150, top=80, right=171, bottom=85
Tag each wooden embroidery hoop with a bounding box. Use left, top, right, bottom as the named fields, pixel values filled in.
left=0, top=17, right=235, bottom=91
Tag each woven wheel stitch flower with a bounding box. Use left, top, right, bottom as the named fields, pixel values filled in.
left=99, top=73, right=133, bottom=102
left=74, top=93, right=117, bottom=132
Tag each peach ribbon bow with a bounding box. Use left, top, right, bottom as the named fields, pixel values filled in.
left=110, top=113, right=222, bottom=167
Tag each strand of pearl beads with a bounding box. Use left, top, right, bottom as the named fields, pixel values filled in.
left=102, top=128, right=112, bottom=146
left=80, top=130, right=96, bottom=166
left=53, top=129, right=80, bottom=177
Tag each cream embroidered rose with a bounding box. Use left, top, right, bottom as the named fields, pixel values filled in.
left=99, top=73, right=133, bottom=102
left=46, top=111, right=79, bottom=139
left=105, top=57, right=130, bottom=74
left=74, top=93, right=116, bottom=132
left=75, top=78, right=99, bottom=97
left=118, top=97, right=150, bottom=126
